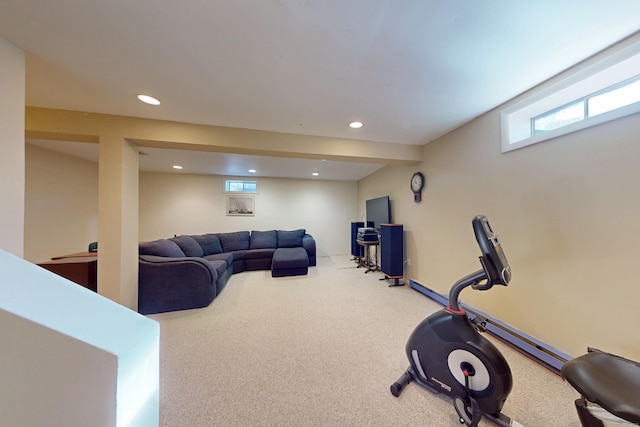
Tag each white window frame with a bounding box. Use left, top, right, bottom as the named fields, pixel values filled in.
left=501, top=39, right=640, bottom=153
left=224, top=179, right=258, bottom=193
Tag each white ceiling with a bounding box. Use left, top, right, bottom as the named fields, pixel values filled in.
left=4, top=1, right=640, bottom=179
left=26, top=139, right=385, bottom=181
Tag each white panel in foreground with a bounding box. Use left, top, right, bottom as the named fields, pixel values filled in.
left=0, top=249, right=159, bottom=427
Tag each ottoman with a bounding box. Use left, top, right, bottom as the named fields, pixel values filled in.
left=271, top=247, right=309, bottom=277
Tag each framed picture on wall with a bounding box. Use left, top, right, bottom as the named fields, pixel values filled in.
left=226, top=195, right=255, bottom=216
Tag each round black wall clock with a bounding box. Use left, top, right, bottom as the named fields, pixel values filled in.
left=410, top=172, right=425, bottom=202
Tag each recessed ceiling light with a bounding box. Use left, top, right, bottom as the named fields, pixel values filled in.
left=312, top=172, right=319, bottom=176
left=349, top=121, right=363, bottom=129
left=137, top=94, right=161, bottom=105
left=172, top=165, right=183, bottom=170
left=248, top=169, right=257, bottom=173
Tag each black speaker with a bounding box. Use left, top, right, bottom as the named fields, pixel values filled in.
left=351, top=221, right=373, bottom=257
left=380, top=224, right=403, bottom=286
left=351, top=222, right=363, bottom=257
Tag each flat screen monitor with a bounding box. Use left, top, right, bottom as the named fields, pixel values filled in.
left=366, top=196, right=391, bottom=230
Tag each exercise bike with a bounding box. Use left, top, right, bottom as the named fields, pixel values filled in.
left=391, top=215, right=640, bottom=426
left=390, top=215, right=518, bottom=426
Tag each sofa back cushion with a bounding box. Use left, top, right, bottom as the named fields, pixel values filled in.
left=191, top=234, right=223, bottom=255
left=139, top=239, right=185, bottom=258
left=219, top=231, right=251, bottom=252
left=170, top=235, right=204, bottom=257
left=277, top=229, right=306, bottom=248
left=250, top=230, right=278, bottom=249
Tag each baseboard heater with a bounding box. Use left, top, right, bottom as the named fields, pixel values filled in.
left=409, top=279, right=572, bottom=374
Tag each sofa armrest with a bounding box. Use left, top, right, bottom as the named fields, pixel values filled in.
left=302, top=234, right=316, bottom=266
left=138, top=255, right=218, bottom=314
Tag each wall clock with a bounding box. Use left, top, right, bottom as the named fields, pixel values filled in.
left=410, top=172, right=425, bottom=202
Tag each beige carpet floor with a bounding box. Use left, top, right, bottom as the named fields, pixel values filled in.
left=149, top=255, right=581, bottom=427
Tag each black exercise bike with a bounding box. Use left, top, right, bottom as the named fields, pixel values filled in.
left=390, top=215, right=640, bottom=426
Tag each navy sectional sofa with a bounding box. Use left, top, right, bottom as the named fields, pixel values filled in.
left=138, top=229, right=316, bottom=314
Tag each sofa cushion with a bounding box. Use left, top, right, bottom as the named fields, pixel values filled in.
left=219, top=231, right=250, bottom=252
left=208, top=259, right=228, bottom=281
left=250, top=230, right=277, bottom=249
left=170, top=235, right=204, bottom=257
left=139, top=239, right=185, bottom=258
left=191, top=233, right=223, bottom=255
left=277, top=229, right=306, bottom=248
left=245, top=248, right=276, bottom=259
left=204, top=252, right=234, bottom=270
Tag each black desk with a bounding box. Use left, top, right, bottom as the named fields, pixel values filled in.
left=39, top=254, right=98, bottom=292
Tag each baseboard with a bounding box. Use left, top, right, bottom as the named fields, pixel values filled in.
left=409, top=279, right=572, bottom=374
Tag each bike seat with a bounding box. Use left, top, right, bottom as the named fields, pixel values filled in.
left=561, top=350, right=640, bottom=424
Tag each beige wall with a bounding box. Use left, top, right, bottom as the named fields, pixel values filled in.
left=24, top=144, right=99, bottom=263
left=0, top=38, right=25, bottom=256
left=359, top=90, right=640, bottom=361
left=25, top=146, right=358, bottom=261
left=140, top=172, right=358, bottom=257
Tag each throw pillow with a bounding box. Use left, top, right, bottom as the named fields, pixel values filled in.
left=218, top=231, right=251, bottom=252
left=191, top=234, right=223, bottom=255
left=139, top=239, right=186, bottom=258
left=277, top=229, right=306, bottom=248
left=250, top=230, right=277, bottom=249
left=170, top=235, right=204, bottom=257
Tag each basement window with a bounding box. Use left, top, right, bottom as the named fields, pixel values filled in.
left=531, top=76, right=640, bottom=135
left=224, top=179, right=257, bottom=193
left=501, top=42, right=640, bottom=153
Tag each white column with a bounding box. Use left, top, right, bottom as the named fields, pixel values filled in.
left=98, top=136, right=139, bottom=310
left=0, top=38, right=25, bottom=256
